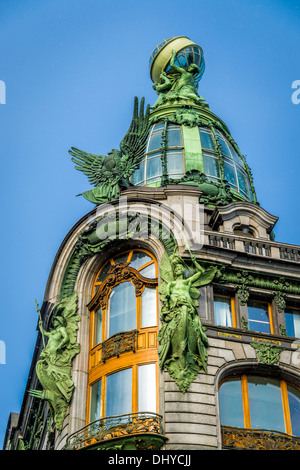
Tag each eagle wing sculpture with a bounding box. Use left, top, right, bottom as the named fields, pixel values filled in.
left=69, top=97, right=150, bottom=204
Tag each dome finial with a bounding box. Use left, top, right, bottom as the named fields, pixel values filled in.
left=149, top=36, right=206, bottom=108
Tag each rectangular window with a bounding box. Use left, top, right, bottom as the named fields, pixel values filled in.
left=199, top=130, right=215, bottom=150
left=94, top=307, right=103, bottom=346
left=141, top=287, right=157, bottom=328
left=138, top=364, right=156, bottom=412
left=247, top=377, right=285, bottom=432
left=106, top=368, right=132, bottom=417
left=203, top=154, right=220, bottom=178
left=166, top=151, right=184, bottom=177
left=213, top=295, right=235, bottom=327
left=90, top=379, right=101, bottom=422
left=219, top=378, right=244, bottom=428
left=285, top=308, right=300, bottom=338
left=247, top=300, right=272, bottom=334
left=107, top=282, right=136, bottom=337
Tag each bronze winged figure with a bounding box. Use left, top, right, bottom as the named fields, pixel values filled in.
left=69, top=97, right=150, bottom=204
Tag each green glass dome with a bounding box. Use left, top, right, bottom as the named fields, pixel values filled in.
left=132, top=37, right=257, bottom=206
left=132, top=118, right=255, bottom=203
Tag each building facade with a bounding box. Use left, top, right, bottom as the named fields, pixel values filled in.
left=4, top=36, right=300, bottom=451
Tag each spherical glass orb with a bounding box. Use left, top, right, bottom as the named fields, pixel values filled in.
left=149, top=36, right=205, bottom=85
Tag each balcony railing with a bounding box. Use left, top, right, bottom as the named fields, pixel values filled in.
left=64, top=412, right=165, bottom=450
left=221, top=425, right=300, bottom=450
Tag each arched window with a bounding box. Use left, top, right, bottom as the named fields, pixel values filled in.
left=219, top=375, right=300, bottom=437
left=87, top=249, right=159, bottom=423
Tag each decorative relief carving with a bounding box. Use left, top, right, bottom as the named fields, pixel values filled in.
left=88, top=262, right=157, bottom=311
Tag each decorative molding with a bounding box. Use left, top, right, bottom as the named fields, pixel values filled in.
left=101, top=330, right=138, bottom=362
left=222, top=425, right=300, bottom=450
left=87, top=262, right=157, bottom=311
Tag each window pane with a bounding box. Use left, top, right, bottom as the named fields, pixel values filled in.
left=106, top=369, right=132, bottom=416
left=141, top=287, right=157, bottom=328
left=167, top=126, right=182, bottom=147
left=94, top=307, right=103, bottom=345
left=247, top=300, right=270, bottom=333
left=146, top=155, right=162, bottom=179
left=219, top=378, right=244, bottom=427
left=139, top=262, right=156, bottom=278
left=214, top=295, right=232, bottom=327
left=237, top=169, right=250, bottom=197
left=130, top=251, right=152, bottom=270
left=113, top=252, right=130, bottom=265
left=90, top=380, right=101, bottom=422
left=167, top=151, right=184, bottom=175
left=287, top=385, right=300, bottom=436
left=285, top=309, right=300, bottom=338
left=200, top=130, right=215, bottom=150
left=247, top=377, right=285, bottom=432
left=133, top=160, right=145, bottom=185
left=138, top=364, right=156, bottom=412
left=148, top=131, right=163, bottom=152
left=96, top=262, right=112, bottom=282
left=223, top=162, right=237, bottom=187
left=108, top=282, right=136, bottom=337
left=203, top=155, right=220, bottom=178
left=218, top=137, right=231, bottom=157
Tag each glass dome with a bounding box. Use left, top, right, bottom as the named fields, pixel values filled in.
left=132, top=122, right=254, bottom=203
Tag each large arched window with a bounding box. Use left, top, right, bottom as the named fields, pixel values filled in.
left=87, top=249, right=159, bottom=423
left=219, top=375, right=300, bottom=437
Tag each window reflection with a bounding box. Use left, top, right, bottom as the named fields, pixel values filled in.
left=107, top=282, right=136, bottom=337
left=219, top=375, right=300, bottom=436
left=106, top=369, right=132, bottom=416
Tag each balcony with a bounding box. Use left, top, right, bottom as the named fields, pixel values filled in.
left=221, top=425, right=300, bottom=450
left=64, top=412, right=167, bottom=450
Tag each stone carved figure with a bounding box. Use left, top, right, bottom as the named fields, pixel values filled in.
left=157, top=250, right=218, bottom=392
left=30, top=291, right=80, bottom=433
left=69, top=97, right=150, bottom=204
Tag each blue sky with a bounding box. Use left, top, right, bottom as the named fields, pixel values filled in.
left=0, top=0, right=299, bottom=447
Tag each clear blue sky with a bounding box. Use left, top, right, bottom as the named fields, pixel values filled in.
left=0, top=0, right=299, bottom=447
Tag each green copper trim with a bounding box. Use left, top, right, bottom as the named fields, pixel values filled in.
left=182, top=124, right=203, bottom=173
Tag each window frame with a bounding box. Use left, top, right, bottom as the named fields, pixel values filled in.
left=87, top=249, right=159, bottom=424
left=219, top=375, right=300, bottom=436
left=246, top=298, right=274, bottom=334
left=87, top=362, right=159, bottom=422
left=213, top=293, right=237, bottom=328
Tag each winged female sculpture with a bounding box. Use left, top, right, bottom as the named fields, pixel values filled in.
left=157, top=249, right=219, bottom=392
left=69, top=97, right=150, bottom=204
left=30, top=292, right=80, bottom=433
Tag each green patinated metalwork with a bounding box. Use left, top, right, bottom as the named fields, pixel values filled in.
left=250, top=340, right=284, bottom=365
left=157, top=249, right=219, bottom=392
left=69, top=97, right=150, bottom=205
left=60, top=212, right=177, bottom=300
left=30, top=292, right=80, bottom=434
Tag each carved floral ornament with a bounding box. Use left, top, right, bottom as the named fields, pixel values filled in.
left=87, top=262, right=157, bottom=311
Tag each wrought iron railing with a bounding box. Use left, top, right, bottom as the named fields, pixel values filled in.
left=64, top=412, right=165, bottom=450
left=222, top=425, right=300, bottom=450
